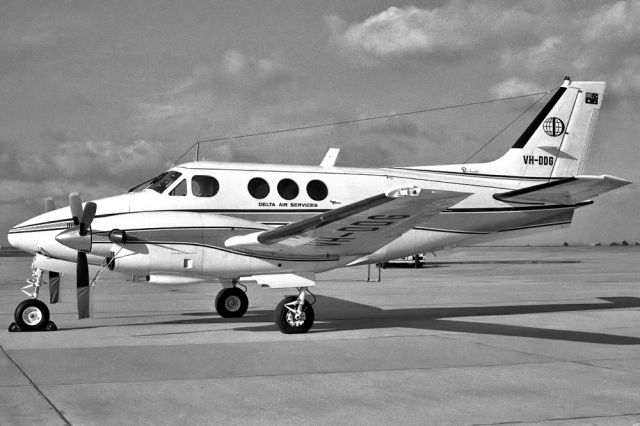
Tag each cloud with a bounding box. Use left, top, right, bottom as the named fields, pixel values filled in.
left=610, top=56, right=640, bottom=97
left=361, top=117, right=429, bottom=139
left=327, top=6, right=475, bottom=60
left=582, top=1, right=640, bottom=42
left=221, top=49, right=287, bottom=81
left=490, top=78, right=546, bottom=98
left=499, top=37, right=564, bottom=74
left=136, top=92, right=215, bottom=129
left=0, top=14, right=59, bottom=50
left=326, top=2, right=546, bottom=66
left=326, top=0, right=640, bottom=93
left=6, top=139, right=166, bottom=188
left=220, top=49, right=294, bottom=97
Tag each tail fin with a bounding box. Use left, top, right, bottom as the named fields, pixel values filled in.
left=423, top=77, right=605, bottom=179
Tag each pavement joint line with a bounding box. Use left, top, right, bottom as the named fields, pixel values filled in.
left=472, top=411, right=640, bottom=425
left=40, top=358, right=580, bottom=387
left=0, top=344, right=72, bottom=426
left=434, top=331, right=566, bottom=364
left=438, top=331, right=640, bottom=369
left=569, top=359, right=640, bottom=376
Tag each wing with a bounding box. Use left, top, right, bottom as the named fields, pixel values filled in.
left=494, top=175, right=631, bottom=205
left=225, top=186, right=470, bottom=259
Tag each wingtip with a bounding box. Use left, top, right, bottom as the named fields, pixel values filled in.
left=602, top=174, right=633, bottom=186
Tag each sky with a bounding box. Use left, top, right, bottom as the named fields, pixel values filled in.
left=1, top=0, right=639, bottom=246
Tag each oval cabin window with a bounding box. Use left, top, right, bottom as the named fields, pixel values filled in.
left=248, top=177, right=270, bottom=199
left=277, top=178, right=299, bottom=200
left=306, top=179, right=328, bottom=201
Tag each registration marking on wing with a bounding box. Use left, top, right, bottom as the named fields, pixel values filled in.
left=305, top=214, right=411, bottom=246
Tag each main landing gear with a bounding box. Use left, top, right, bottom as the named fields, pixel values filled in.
left=215, top=286, right=249, bottom=318
left=9, top=264, right=57, bottom=332
left=213, top=285, right=316, bottom=334
left=274, top=288, right=315, bottom=334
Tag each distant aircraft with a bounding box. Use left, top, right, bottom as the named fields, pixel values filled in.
left=7, top=77, right=631, bottom=333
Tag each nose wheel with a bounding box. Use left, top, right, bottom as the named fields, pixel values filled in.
left=10, top=299, right=56, bottom=332
left=9, top=262, right=57, bottom=332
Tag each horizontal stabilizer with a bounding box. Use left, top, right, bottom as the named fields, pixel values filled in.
left=494, top=175, right=631, bottom=205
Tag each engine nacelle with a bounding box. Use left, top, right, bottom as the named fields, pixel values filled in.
left=107, top=248, right=151, bottom=274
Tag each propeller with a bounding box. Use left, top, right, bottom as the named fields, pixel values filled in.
left=54, top=193, right=97, bottom=319
left=55, top=193, right=97, bottom=252
left=77, top=252, right=91, bottom=319
left=44, top=197, right=56, bottom=213
left=44, top=197, right=60, bottom=303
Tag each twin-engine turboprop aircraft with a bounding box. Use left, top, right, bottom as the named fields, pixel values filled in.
left=7, top=77, right=631, bottom=333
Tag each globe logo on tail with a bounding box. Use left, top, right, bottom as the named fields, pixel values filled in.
left=542, top=117, right=565, bottom=137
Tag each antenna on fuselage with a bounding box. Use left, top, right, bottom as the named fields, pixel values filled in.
left=320, top=148, right=340, bottom=167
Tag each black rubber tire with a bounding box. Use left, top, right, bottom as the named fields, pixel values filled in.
left=274, top=296, right=315, bottom=334
left=14, top=299, right=50, bottom=332
left=215, top=287, right=249, bottom=318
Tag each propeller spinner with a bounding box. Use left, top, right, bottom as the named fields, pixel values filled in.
left=55, top=193, right=97, bottom=251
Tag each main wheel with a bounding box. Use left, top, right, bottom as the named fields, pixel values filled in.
left=215, top=287, right=249, bottom=318
left=274, top=296, right=315, bottom=334
left=14, top=299, right=50, bottom=331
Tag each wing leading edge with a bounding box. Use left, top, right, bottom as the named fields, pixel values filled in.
left=225, top=187, right=470, bottom=259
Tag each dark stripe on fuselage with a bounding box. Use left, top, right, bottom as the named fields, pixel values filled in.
left=9, top=202, right=590, bottom=234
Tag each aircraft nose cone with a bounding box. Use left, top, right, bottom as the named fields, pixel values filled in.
left=55, top=228, right=91, bottom=252
left=7, top=227, right=37, bottom=253
left=7, top=228, right=22, bottom=250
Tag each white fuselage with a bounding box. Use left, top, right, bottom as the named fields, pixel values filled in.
left=8, top=161, right=580, bottom=281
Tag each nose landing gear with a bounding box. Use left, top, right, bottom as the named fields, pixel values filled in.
left=274, top=288, right=315, bottom=334
left=8, top=263, right=58, bottom=332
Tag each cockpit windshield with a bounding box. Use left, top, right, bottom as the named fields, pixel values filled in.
left=144, top=171, right=182, bottom=193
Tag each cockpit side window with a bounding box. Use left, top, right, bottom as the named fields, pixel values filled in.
left=169, top=179, right=188, bottom=196
left=192, top=175, right=219, bottom=197
left=147, top=171, right=182, bottom=193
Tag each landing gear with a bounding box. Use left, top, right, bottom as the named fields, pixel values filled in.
left=13, top=299, right=50, bottom=331
left=215, top=287, right=249, bottom=318
left=274, top=289, right=315, bottom=334
left=9, top=261, right=57, bottom=332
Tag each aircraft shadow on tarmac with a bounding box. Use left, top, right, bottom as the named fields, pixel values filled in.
left=61, top=294, right=640, bottom=344
left=150, top=295, right=640, bottom=345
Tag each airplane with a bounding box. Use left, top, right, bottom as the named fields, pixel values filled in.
left=7, top=76, right=631, bottom=334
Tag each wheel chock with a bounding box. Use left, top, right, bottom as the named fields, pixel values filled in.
left=8, top=321, right=58, bottom=332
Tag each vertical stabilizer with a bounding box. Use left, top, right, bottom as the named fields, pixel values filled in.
left=418, top=77, right=606, bottom=179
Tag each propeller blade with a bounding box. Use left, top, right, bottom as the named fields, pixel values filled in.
left=77, top=252, right=92, bottom=319
left=80, top=202, right=97, bottom=231
left=49, top=271, right=61, bottom=304
left=45, top=197, right=56, bottom=213
left=69, top=193, right=83, bottom=226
